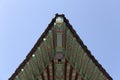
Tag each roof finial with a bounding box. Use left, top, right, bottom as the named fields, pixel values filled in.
left=55, top=17, right=64, bottom=24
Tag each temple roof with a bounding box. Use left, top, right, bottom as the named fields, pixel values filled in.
left=9, top=14, right=112, bottom=80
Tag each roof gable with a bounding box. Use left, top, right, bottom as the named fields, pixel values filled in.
left=9, top=14, right=112, bottom=80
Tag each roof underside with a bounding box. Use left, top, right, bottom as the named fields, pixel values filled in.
left=9, top=14, right=112, bottom=80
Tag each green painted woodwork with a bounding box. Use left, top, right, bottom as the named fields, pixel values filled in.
left=64, top=28, right=108, bottom=80
left=32, top=55, right=40, bottom=76
left=49, top=28, right=55, bottom=56
left=22, top=64, right=30, bottom=79
left=88, top=60, right=94, bottom=79
left=15, top=76, right=20, bottom=80
left=57, top=34, right=62, bottom=47
left=11, top=18, right=111, bottom=80
left=78, top=48, right=84, bottom=73
left=34, top=51, right=42, bottom=74
left=36, top=48, right=44, bottom=71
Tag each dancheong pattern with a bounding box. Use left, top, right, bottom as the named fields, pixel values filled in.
left=9, top=14, right=112, bottom=80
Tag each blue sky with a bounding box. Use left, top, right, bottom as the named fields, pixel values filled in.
left=0, top=0, right=120, bottom=80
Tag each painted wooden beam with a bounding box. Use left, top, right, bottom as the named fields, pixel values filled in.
left=64, top=59, right=68, bottom=80
left=66, top=63, right=70, bottom=80
left=69, top=65, right=73, bottom=80
left=41, top=73, right=44, bottom=80
left=46, top=66, right=50, bottom=80
left=51, top=60, right=54, bottom=80
left=75, top=73, right=78, bottom=80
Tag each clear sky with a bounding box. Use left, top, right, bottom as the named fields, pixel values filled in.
left=0, top=0, right=120, bottom=80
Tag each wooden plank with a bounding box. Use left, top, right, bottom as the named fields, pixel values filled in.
left=85, top=60, right=92, bottom=79
left=49, top=62, right=53, bottom=80
left=78, top=48, right=85, bottom=74
left=26, top=62, right=35, bottom=79
left=35, top=50, right=43, bottom=74
left=92, top=67, right=99, bottom=80
left=41, top=73, right=45, bottom=80
left=23, top=64, right=31, bottom=79
left=43, top=69, right=48, bottom=80
left=18, top=71, right=29, bottom=80
left=75, top=73, right=78, bottom=80
left=66, top=30, right=73, bottom=61
left=37, top=47, right=45, bottom=71
left=47, top=31, right=53, bottom=58
left=93, top=68, right=101, bottom=80
left=69, top=38, right=75, bottom=64
left=79, top=53, right=86, bottom=78
left=74, top=46, right=81, bottom=70
left=14, top=76, right=20, bottom=80
left=82, top=54, right=89, bottom=79
left=41, top=44, right=47, bottom=67
left=17, top=72, right=22, bottom=80
left=72, top=40, right=79, bottom=66
left=77, top=74, right=83, bottom=80
left=89, top=64, right=96, bottom=80
left=46, top=35, right=52, bottom=60
left=71, top=69, right=76, bottom=80
left=46, top=66, right=50, bottom=80
left=70, top=38, right=78, bottom=65
left=52, top=60, right=55, bottom=80
left=64, top=59, right=68, bottom=80
left=97, top=73, right=104, bottom=80
left=66, top=63, right=70, bottom=80
left=33, top=53, right=41, bottom=76
left=37, top=75, right=42, bottom=80
left=29, top=58, right=37, bottom=78
left=44, top=36, right=50, bottom=62
left=83, top=57, right=90, bottom=80
left=65, top=29, right=70, bottom=58
left=69, top=66, right=73, bottom=80
left=69, top=33, right=74, bottom=62
left=31, top=56, right=40, bottom=78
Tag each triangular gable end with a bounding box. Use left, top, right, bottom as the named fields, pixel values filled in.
left=9, top=14, right=112, bottom=80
